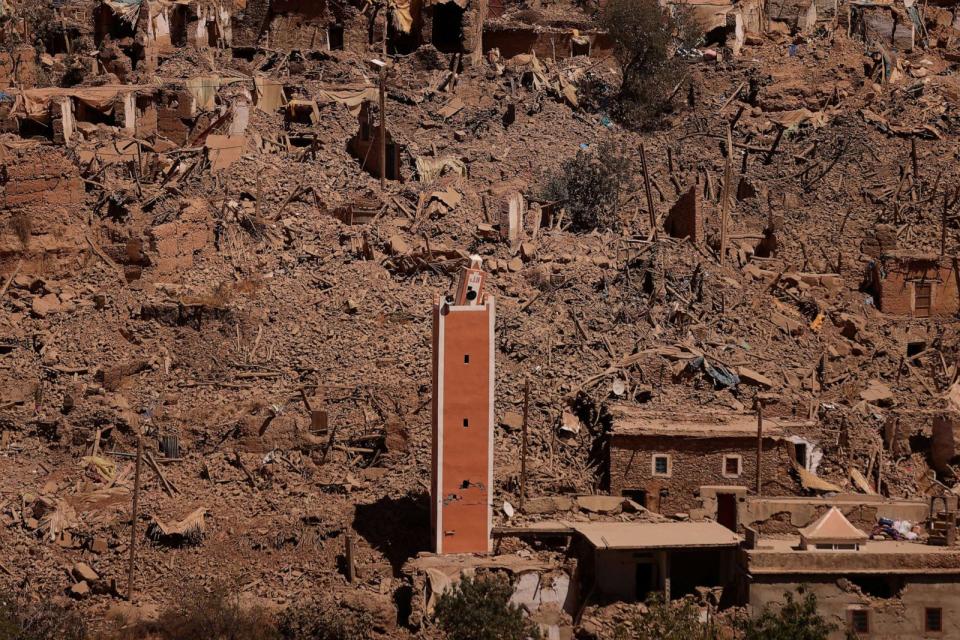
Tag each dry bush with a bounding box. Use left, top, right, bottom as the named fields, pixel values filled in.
left=277, top=600, right=373, bottom=640
left=0, top=591, right=86, bottom=640
left=539, top=139, right=633, bottom=232
left=149, top=583, right=280, bottom=640
left=10, top=211, right=32, bottom=247
left=183, top=281, right=235, bottom=309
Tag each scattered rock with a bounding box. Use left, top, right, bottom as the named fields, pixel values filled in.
left=68, top=581, right=90, bottom=599
left=72, top=562, right=99, bottom=583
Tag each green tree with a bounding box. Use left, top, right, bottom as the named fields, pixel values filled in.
left=740, top=586, right=838, bottom=640
left=600, top=0, right=693, bottom=129
left=539, top=139, right=633, bottom=232
left=614, top=594, right=719, bottom=640
left=434, top=575, right=541, bottom=640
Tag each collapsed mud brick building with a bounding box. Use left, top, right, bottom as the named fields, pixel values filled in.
left=2, top=0, right=960, bottom=637
left=870, top=252, right=960, bottom=317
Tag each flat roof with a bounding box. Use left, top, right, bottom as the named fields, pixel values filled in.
left=746, top=537, right=960, bottom=575
left=573, top=521, right=741, bottom=550
left=880, top=251, right=951, bottom=261
left=609, top=406, right=812, bottom=438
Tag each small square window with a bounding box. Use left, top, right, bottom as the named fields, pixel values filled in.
left=850, top=609, right=869, bottom=634
left=723, top=455, right=742, bottom=478
left=652, top=455, right=671, bottom=477
left=462, top=418, right=469, bottom=427
left=926, top=607, right=943, bottom=633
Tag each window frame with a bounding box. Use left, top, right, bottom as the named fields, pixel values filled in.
left=722, top=454, right=743, bottom=478
left=651, top=454, right=672, bottom=478
left=925, top=607, right=943, bottom=633
left=849, top=608, right=870, bottom=635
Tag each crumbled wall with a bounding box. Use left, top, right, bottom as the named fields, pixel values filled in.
left=742, top=497, right=929, bottom=533
left=0, top=147, right=84, bottom=211
left=0, top=146, right=87, bottom=275
left=664, top=185, right=702, bottom=243
left=874, top=255, right=959, bottom=317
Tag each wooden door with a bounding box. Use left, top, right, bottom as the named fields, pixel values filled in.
left=915, top=282, right=932, bottom=317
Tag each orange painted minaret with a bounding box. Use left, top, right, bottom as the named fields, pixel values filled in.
left=431, top=256, right=495, bottom=554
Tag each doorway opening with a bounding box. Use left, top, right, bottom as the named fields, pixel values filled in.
left=717, top=493, right=737, bottom=531
left=621, top=489, right=647, bottom=509
left=432, top=3, right=465, bottom=53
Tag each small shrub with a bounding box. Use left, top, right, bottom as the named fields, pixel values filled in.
left=739, top=586, right=838, bottom=640
left=277, top=601, right=372, bottom=640
left=434, top=575, right=541, bottom=640
left=0, top=591, right=86, bottom=640
left=153, top=583, right=281, bottom=640
left=614, top=594, right=719, bottom=640
left=10, top=212, right=31, bottom=247
left=539, top=139, right=633, bottom=232
left=600, top=0, right=694, bottom=129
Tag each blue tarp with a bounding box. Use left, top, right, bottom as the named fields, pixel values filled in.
left=686, top=356, right=740, bottom=389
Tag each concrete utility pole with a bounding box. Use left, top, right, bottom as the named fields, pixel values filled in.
left=379, top=5, right=388, bottom=190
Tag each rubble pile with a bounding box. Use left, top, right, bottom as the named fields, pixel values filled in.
left=0, top=0, right=959, bottom=636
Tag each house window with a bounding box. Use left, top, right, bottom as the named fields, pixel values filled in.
left=723, top=455, right=742, bottom=478
left=816, top=543, right=859, bottom=550
left=926, top=607, right=943, bottom=633
left=464, top=354, right=470, bottom=364
left=462, top=418, right=469, bottom=427
left=849, top=609, right=870, bottom=634
left=652, top=455, right=671, bottom=477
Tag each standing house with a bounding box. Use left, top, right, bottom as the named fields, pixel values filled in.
left=871, top=252, right=960, bottom=317
left=431, top=258, right=494, bottom=553
left=573, top=521, right=740, bottom=603
left=742, top=508, right=960, bottom=638
left=608, top=407, right=817, bottom=525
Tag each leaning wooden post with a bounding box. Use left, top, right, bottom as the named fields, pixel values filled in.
left=345, top=534, right=355, bottom=582
left=378, top=63, right=387, bottom=190
left=911, top=137, right=919, bottom=196
left=755, top=400, right=763, bottom=496
left=127, top=434, right=144, bottom=601
left=640, top=143, right=657, bottom=239
left=520, top=378, right=530, bottom=512
left=720, top=125, right=733, bottom=264
left=942, top=191, right=949, bottom=258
